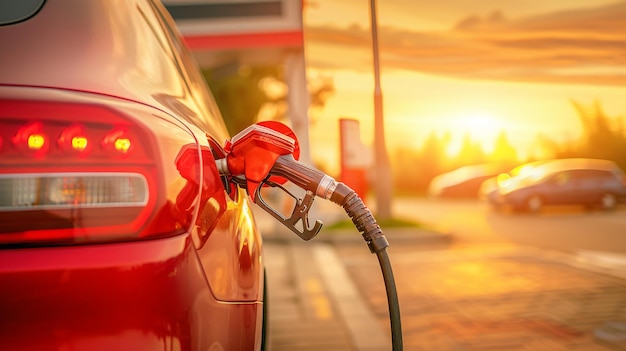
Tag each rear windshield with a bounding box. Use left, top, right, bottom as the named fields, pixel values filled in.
left=0, top=0, right=46, bottom=25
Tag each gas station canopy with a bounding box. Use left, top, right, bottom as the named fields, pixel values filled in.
left=163, top=0, right=304, bottom=68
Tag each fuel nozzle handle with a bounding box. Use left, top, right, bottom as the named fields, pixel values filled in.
left=270, top=155, right=338, bottom=200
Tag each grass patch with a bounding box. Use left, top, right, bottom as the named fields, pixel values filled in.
left=326, top=217, right=424, bottom=230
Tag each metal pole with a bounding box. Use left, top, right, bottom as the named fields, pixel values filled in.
left=369, top=0, right=392, bottom=219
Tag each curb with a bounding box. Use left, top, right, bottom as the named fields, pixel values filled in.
left=252, top=197, right=454, bottom=246
left=317, top=227, right=454, bottom=244
left=313, top=243, right=391, bottom=351
left=572, top=250, right=626, bottom=279
left=261, top=224, right=454, bottom=246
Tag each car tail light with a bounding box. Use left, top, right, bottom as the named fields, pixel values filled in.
left=58, top=124, right=92, bottom=156
left=12, top=122, right=50, bottom=157
left=0, top=99, right=181, bottom=246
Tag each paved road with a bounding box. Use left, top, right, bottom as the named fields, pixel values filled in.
left=259, top=197, right=626, bottom=351
left=264, top=238, right=626, bottom=351
left=392, top=198, right=626, bottom=253
left=336, top=240, right=626, bottom=351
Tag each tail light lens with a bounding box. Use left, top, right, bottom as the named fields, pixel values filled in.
left=0, top=99, right=182, bottom=246
left=1, top=173, right=148, bottom=208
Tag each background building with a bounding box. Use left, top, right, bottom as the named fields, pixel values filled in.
left=163, top=0, right=312, bottom=163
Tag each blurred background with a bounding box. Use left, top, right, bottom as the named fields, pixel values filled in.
left=303, top=0, right=626, bottom=178
left=166, top=0, right=626, bottom=198
left=163, top=1, right=626, bottom=349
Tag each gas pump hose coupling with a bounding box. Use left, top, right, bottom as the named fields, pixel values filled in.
left=330, top=182, right=389, bottom=254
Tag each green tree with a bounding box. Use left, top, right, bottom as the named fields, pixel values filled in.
left=489, top=131, right=518, bottom=163
left=528, top=133, right=558, bottom=160
left=391, top=146, right=422, bottom=194
left=203, top=65, right=280, bottom=135
left=567, top=100, right=626, bottom=169
left=203, top=65, right=335, bottom=136
left=454, top=133, right=486, bottom=166
left=391, top=131, right=453, bottom=195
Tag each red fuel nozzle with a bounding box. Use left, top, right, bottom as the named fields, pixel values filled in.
left=217, top=121, right=332, bottom=241
left=220, top=121, right=300, bottom=201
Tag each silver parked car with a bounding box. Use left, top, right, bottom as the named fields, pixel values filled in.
left=480, top=160, right=551, bottom=206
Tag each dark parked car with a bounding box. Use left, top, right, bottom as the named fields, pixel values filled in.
left=493, top=158, right=626, bottom=212
left=0, top=1, right=266, bottom=350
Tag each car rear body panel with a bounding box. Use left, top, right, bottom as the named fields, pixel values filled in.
left=0, top=0, right=266, bottom=349
left=0, top=234, right=263, bottom=351
left=0, top=85, right=264, bottom=350
left=0, top=85, right=211, bottom=241
left=0, top=0, right=230, bottom=144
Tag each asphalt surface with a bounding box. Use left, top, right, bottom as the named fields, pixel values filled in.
left=257, top=203, right=626, bottom=351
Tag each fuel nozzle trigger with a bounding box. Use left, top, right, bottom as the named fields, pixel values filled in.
left=254, top=179, right=322, bottom=241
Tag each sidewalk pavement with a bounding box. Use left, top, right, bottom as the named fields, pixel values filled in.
left=255, top=200, right=626, bottom=351
left=339, top=244, right=626, bottom=350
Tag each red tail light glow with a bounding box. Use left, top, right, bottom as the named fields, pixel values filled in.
left=12, top=122, right=50, bottom=157
left=58, top=124, right=91, bottom=156
left=0, top=98, right=184, bottom=247
left=102, top=128, right=134, bottom=156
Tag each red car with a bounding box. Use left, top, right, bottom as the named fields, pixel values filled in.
left=0, top=1, right=266, bottom=350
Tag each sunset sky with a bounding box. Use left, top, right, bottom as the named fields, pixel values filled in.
left=301, top=0, right=626, bottom=172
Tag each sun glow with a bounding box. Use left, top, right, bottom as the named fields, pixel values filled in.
left=452, top=112, right=502, bottom=139
left=444, top=112, right=504, bottom=157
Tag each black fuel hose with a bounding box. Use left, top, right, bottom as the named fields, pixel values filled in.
left=378, top=249, right=402, bottom=351
left=270, top=156, right=403, bottom=350
left=330, top=183, right=403, bottom=351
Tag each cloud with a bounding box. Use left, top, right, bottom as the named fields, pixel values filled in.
left=304, top=1, right=626, bottom=85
